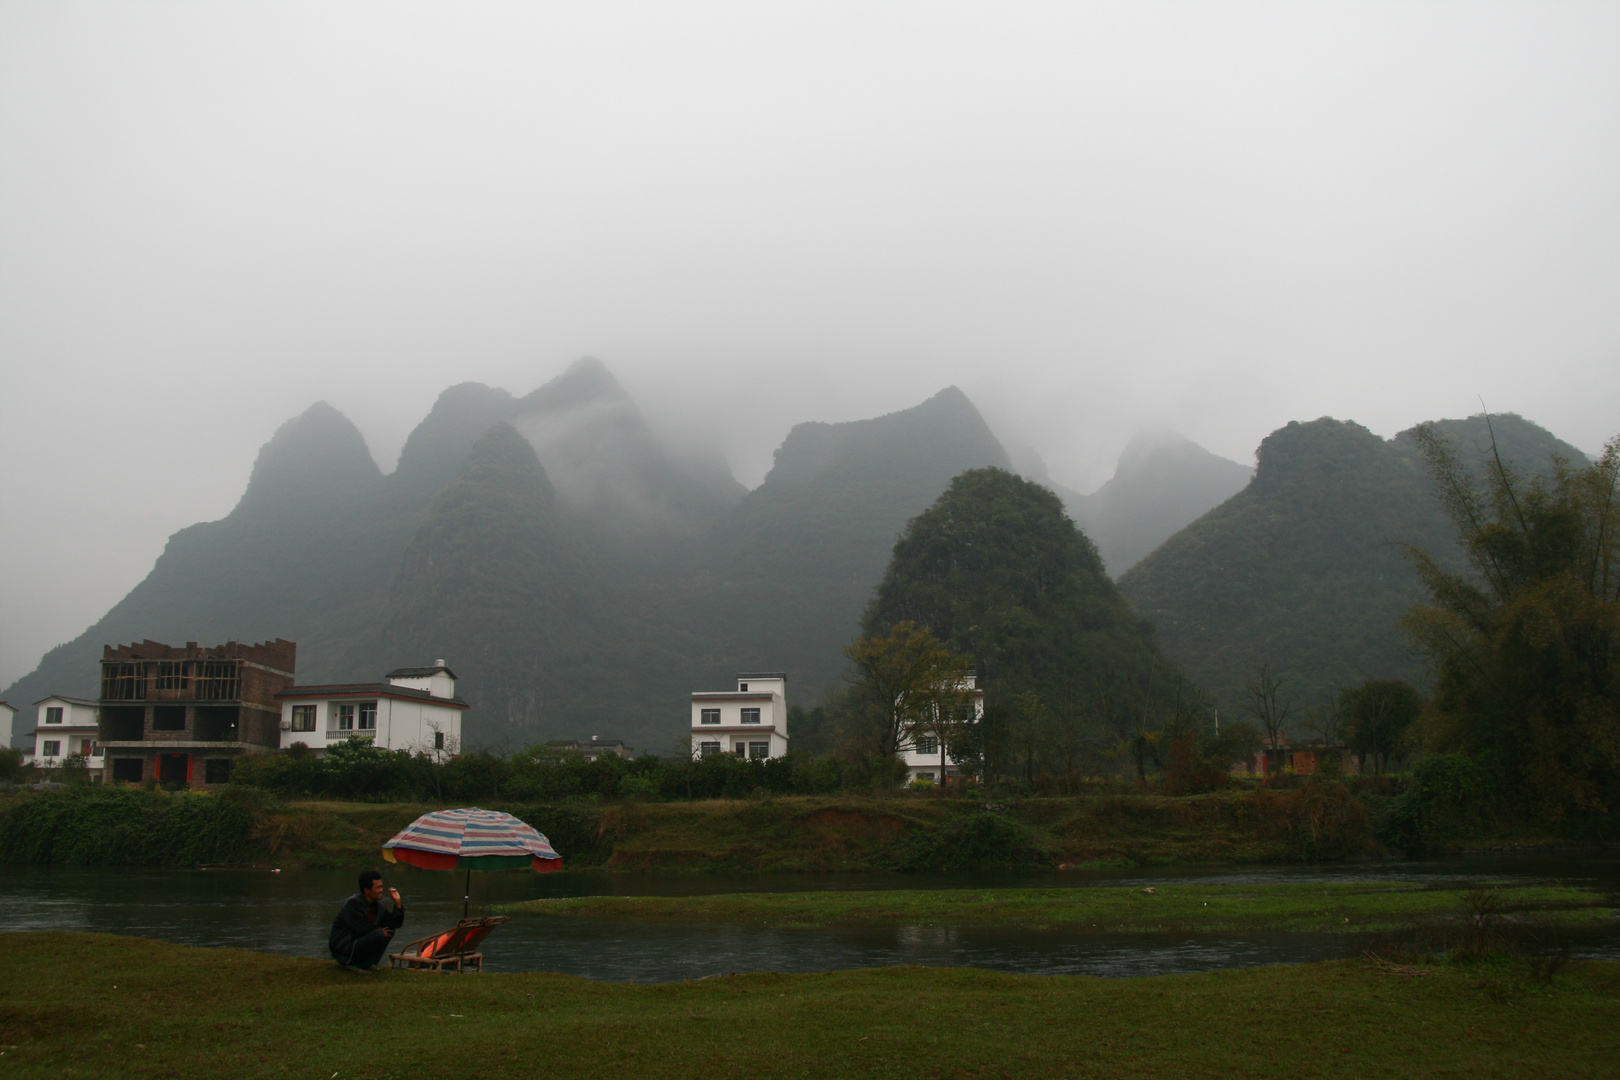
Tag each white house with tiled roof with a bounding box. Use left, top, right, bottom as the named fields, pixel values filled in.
left=691, top=672, right=789, bottom=760
left=31, top=695, right=103, bottom=771
left=275, top=661, right=467, bottom=757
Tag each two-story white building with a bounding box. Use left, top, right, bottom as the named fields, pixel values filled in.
left=274, top=661, right=467, bottom=757
left=898, top=672, right=985, bottom=786
left=690, top=672, right=789, bottom=760
left=31, top=695, right=104, bottom=772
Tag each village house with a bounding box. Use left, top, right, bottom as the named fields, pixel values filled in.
left=97, top=638, right=297, bottom=787
left=545, top=737, right=634, bottom=761
left=275, top=661, right=467, bottom=758
left=31, top=695, right=103, bottom=774
left=898, top=672, right=986, bottom=786
left=690, top=672, right=789, bottom=760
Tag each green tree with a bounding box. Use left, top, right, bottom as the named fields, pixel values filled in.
left=843, top=621, right=974, bottom=782
left=1403, top=423, right=1620, bottom=822
left=1340, top=679, right=1422, bottom=774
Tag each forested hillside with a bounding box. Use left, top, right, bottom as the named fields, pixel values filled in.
left=863, top=468, right=1176, bottom=735
left=1119, top=413, right=1589, bottom=713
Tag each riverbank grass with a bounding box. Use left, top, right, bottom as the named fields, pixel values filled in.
left=499, top=880, right=1617, bottom=934
left=2, top=932, right=1617, bottom=1079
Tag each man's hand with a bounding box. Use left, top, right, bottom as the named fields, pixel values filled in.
left=383, top=927, right=394, bottom=939
left=388, top=887, right=402, bottom=907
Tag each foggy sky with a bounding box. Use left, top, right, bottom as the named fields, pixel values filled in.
left=3, top=2, right=1618, bottom=689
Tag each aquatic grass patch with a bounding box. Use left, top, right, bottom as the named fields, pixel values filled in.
left=1, top=931, right=1618, bottom=1079
left=499, top=880, right=1617, bottom=934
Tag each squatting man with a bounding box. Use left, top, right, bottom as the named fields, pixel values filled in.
left=329, top=869, right=405, bottom=970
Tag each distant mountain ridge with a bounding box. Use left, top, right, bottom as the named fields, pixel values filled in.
left=1061, top=430, right=1252, bottom=576
left=3, top=369, right=1012, bottom=751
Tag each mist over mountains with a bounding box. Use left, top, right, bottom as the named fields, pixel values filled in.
left=5, top=353, right=1591, bottom=755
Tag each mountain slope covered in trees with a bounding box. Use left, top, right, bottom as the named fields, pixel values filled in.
left=863, top=468, right=1176, bottom=736
left=1119, top=413, right=1590, bottom=713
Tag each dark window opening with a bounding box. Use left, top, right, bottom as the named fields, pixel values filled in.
left=434, top=731, right=445, bottom=750
left=152, top=705, right=187, bottom=731
left=290, top=705, right=317, bottom=732
left=204, top=758, right=232, bottom=785
left=154, top=661, right=191, bottom=691
left=101, top=706, right=145, bottom=741
left=111, top=758, right=143, bottom=782
left=45, top=707, right=63, bottom=724
left=196, top=661, right=241, bottom=701
left=194, top=706, right=239, bottom=742
left=101, top=662, right=145, bottom=700
left=699, top=708, right=720, bottom=725
left=741, top=708, right=761, bottom=724
left=157, top=753, right=189, bottom=789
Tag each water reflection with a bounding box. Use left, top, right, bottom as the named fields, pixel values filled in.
left=2, top=857, right=1616, bottom=982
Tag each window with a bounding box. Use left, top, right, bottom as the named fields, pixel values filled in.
left=154, top=661, right=190, bottom=691
left=337, top=704, right=355, bottom=730
left=738, top=683, right=748, bottom=691
left=700, top=708, right=720, bottom=725
left=101, top=662, right=145, bottom=700
left=917, top=772, right=935, bottom=782
left=358, top=703, right=377, bottom=730
left=45, top=707, right=63, bottom=724
left=741, top=708, right=761, bottom=724
left=204, top=758, right=232, bottom=785
left=915, top=735, right=938, bottom=755
left=290, top=705, right=317, bottom=732
left=111, top=758, right=142, bottom=782
left=434, top=732, right=445, bottom=750
left=42, top=740, right=60, bottom=757
left=748, top=742, right=769, bottom=759
left=699, top=741, right=720, bottom=758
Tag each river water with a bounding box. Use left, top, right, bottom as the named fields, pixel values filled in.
left=4, top=856, right=1617, bottom=981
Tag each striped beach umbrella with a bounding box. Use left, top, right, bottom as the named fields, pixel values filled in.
left=383, top=808, right=562, bottom=917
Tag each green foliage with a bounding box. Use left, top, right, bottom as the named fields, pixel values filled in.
left=1341, top=679, right=1423, bottom=773
left=890, top=809, right=1052, bottom=871
left=842, top=621, right=974, bottom=761
left=1403, top=424, right=1620, bottom=825
left=0, top=786, right=264, bottom=866
left=0, top=745, right=26, bottom=782
left=1377, top=753, right=1494, bottom=854
left=1121, top=413, right=1591, bottom=712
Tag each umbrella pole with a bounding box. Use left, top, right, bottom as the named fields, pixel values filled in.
left=463, top=867, right=471, bottom=921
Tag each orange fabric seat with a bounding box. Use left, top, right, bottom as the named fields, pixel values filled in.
left=389, top=917, right=510, bottom=973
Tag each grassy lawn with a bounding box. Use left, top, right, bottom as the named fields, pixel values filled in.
left=1, top=932, right=1616, bottom=1078
left=498, top=880, right=1617, bottom=934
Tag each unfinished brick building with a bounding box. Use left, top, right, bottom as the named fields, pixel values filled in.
left=97, top=638, right=296, bottom=787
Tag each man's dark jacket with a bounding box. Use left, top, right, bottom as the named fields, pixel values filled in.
left=329, top=892, right=405, bottom=964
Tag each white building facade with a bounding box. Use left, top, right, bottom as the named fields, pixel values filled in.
left=898, top=673, right=985, bottom=786
left=31, top=695, right=104, bottom=772
left=690, top=672, right=790, bottom=760
left=275, top=662, right=467, bottom=757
